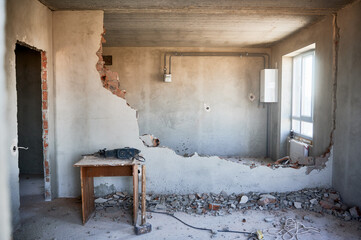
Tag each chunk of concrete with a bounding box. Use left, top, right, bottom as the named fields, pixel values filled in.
left=239, top=195, right=249, bottom=204
left=95, top=198, right=108, bottom=204
left=140, top=134, right=160, bottom=147
left=294, top=202, right=302, bottom=209
left=258, top=194, right=276, bottom=206
left=264, top=217, right=274, bottom=222
left=349, top=206, right=361, bottom=218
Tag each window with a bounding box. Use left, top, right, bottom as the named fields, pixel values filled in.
left=292, top=51, right=314, bottom=138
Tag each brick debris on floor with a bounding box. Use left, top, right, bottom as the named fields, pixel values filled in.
left=94, top=188, right=361, bottom=222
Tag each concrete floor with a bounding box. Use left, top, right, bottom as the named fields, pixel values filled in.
left=13, top=177, right=361, bottom=240
left=19, top=174, right=44, bottom=206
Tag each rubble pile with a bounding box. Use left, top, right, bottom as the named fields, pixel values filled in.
left=94, top=188, right=361, bottom=221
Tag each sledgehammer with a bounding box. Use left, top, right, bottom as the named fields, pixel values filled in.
left=134, top=165, right=152, bottom=235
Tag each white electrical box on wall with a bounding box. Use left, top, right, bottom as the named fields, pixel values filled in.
left=164, top=74, right=172, bottom=83
left=260, top=69, right=278, bottom=102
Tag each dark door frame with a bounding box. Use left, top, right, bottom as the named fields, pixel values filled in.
left=15, top=41, right=51, bottom=201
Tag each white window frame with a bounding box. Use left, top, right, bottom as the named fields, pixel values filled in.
left=291, top=50, right=315, bottom=139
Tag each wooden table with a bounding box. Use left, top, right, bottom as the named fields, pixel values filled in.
left=74, top=156, right=147, bottom=226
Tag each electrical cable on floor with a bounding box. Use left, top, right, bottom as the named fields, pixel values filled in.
left=147, top=210, right=259, bottom=239
left=265, top=218, right=320, bottom=240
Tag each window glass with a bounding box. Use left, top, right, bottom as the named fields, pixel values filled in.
left=301, top=55, right=313, bottom=117
left=292, top=119, right=300, bottom=133
left=291, top=50, right=314, bottom=139
left=292, top=57, right=301, bottom=118
left=301, top=121, right=313, bottom=138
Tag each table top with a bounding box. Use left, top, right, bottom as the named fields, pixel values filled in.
left=73, top=155, right=144, bottom=167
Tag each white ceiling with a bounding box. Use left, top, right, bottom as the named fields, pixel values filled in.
left=39, top=0, right=354, bottom=47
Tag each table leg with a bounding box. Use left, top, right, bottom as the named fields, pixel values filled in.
left=80, top=167, right=95, bottom=224
left=133, top=165, right=139, bottom=226
left=141, top=165, right=146, bottom=225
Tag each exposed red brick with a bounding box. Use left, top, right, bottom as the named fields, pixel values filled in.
left=43, top=120, right=48, bottom=130
left=41, top=51, right=51, bottom=199
left=107, top=80, right=120, bottom=90
left=42, top=101, right=48, bottom=110
left=105, top=71, right=119, bottom=81
left=43, top=140, right=48, bottom=148
left=114, top=89, right=126, bottom=98
left=42, top=81, right=47, bottom=90
left=42, top=91, right=48, bottom=101
left=96, top=63, right=103, bottom=71
left=41, top=51, right=47, bottom=62
left=96, top=28, right=125, bottom=99
left=42, top=70, right=47, bottom=80
left=208, top=203, right=220, bottom=211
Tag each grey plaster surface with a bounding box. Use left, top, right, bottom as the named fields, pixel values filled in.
left=0, top=0, right=12, bottom=238
left=5, top=0, right=54, bottom=229
left=103, top=47, right=269, bottom=157
left=13, top=197, right=361, bottom=240
left=39, top=0, right=355, bottom=47
left=39, top=0, right=355, bottom=10
left=270, top=15, right=334, bottom=159
left=333, top=0, right=361, bottom=208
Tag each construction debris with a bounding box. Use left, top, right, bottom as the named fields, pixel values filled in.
left=94, top=188, right=361, bottom=222
left=140, top=134, right=160, bottom=147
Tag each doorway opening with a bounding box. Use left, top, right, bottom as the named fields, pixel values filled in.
left=15, top=43, right=50, bottom=205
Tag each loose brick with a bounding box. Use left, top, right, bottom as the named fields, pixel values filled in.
left=208, top=203, right=220, bottom=211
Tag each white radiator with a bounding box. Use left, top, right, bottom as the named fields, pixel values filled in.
left=289, top=139, right=309, bottom=164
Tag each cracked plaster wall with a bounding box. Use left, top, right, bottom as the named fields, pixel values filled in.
left=52, top=11, right=143, bottom=197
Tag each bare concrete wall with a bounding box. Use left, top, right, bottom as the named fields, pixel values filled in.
left=5, top=0, right=54, bottom=229
left=271, top=0, right=361, bottom=207
left=51, top=11, right=333, bottom=198
left=0, top=0, right=12, bottom=238
left=52, top=11, right=144, bottom=197
left=270, top=16, right=334, bottom=159
left=333, top=0, right=361, bottom=208
left=95, top=147, right=332, bottom=196
left=103, top=47, right=270, bottom=157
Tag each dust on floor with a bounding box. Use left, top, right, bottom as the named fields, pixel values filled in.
left=13, top=198, right=361, bottom=240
